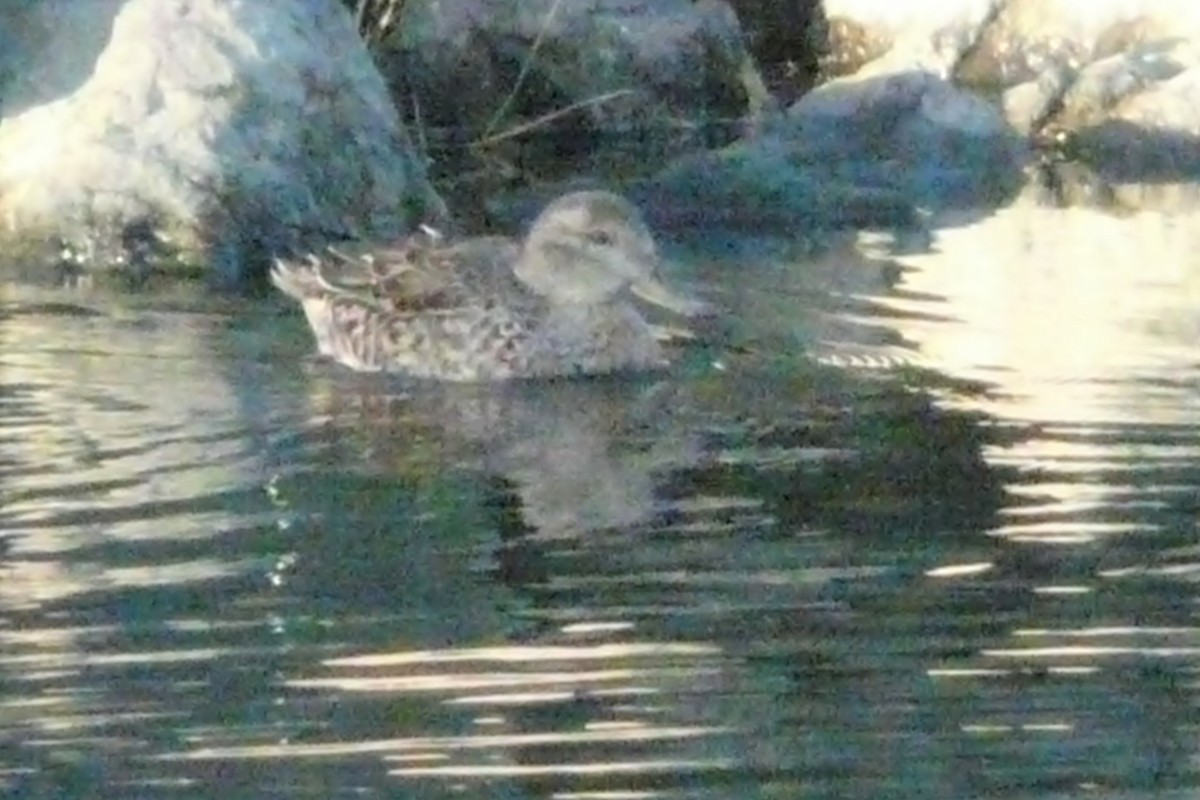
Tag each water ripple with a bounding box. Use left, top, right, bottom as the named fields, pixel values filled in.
left=5, top=190, right=1200, bottom=798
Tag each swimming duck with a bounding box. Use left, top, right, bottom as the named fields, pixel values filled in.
left=271, top=190, right=710, bottom=381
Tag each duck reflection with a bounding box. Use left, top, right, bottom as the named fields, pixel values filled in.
left=298, top=368, right=702, bottom=539
left=266, top=351, right=1017, bottom=796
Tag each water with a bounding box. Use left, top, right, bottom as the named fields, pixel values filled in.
left=3, top=184, right=1200, bottom=799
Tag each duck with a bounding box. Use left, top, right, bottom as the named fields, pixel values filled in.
left=270, top=190, right=711, bottom=381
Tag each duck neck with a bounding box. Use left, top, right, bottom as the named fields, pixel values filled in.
left=512, top=241, right=548, bottom=295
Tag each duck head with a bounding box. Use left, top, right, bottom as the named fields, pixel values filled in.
left=515, top=191, right=710, bottom=316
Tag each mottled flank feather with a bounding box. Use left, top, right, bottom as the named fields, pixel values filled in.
left=272, top=191, right=710, bottom=381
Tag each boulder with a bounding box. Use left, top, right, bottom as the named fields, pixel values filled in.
left=639, top=135, right=925, bottom=236
left=367, top=0, right=771, bottom=148
left=0, top=0, right=444, bottom=286
left=820, top=0, right=1200, bottom=177
left=638, top=67, right=1026, bottom=239
left=1049, top=43, right=1200, bottom=174
left=790, top=68, right=1026, bottom=204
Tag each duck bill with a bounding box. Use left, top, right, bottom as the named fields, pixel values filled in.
left=630, top=274, right=712, bottom=317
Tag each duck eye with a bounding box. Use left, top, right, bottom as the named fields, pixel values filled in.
left=585, top=229, right=615, bottom=247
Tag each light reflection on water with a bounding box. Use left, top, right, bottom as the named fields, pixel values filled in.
left=2, top=183, right=1200, bottom=798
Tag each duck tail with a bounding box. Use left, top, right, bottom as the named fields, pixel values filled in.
left=270, top=255, right=331, bottom=301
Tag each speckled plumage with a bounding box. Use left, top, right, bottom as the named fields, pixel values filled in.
left=271, top=191, right=710, bottom=381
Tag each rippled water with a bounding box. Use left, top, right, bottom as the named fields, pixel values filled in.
left=3, top=184, right=1200, bottom=799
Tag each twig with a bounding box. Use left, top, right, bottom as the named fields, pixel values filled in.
left=480, top=0, right=564, bottom=140
left=355, top=0, right=407, bottom=45
left=473, top=89, right=636, bottom=147
left=410, top=91, right=429, bottom=165
left=355, top=0, right=370, bottom=36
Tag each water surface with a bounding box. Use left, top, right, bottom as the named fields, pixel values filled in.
left=3, top=182, right=1200, bottom=798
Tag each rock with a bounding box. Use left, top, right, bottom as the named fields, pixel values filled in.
left=958, top=0, right=1200, bottom=87
left=1001, top=64, right=1075, bottom=136
left=1046, top=43, right=1200, bottom=173
left=791, top=69, right=1026, bottom=208
left=639, top=135, right=922, bottom=237
left=823, top=0, right=1000, bottom=78
left=1056, top=43, right=1190, bottom=131
left=0, top=0, right=444, bottom=286
left=369, top=0, right=769, bottom=149
left=819, top=0, right=1200, bottom=178
left=1068, top=69, right=1200, bottom=174
left=637, top=58, right=1028, bottom=238
left=722, top=0, right=825, bottom=104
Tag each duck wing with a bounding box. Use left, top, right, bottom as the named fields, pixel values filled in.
left=272, top=233, right=546, bottom=377
left=317, top=235, right=526, bottom=315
